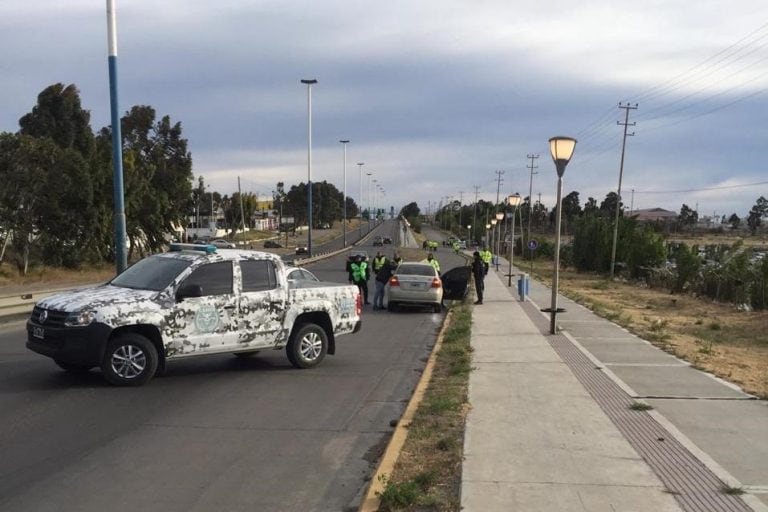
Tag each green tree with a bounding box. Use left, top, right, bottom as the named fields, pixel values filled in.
left=400, top=202, right=420, bottom=219
left=19, top=83, right=95, bottom=157
left=599, top=192, right=622, bottom=218
left=678, top=204, right=698, bottom=227
left=96, top=106, right=193, bottom=257
left=728, top=213, right=741, bottom=230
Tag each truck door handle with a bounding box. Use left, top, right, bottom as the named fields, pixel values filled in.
left=223, top=305, right=236, bottom=310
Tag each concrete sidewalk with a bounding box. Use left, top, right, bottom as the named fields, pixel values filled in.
left=461, top=260, right=767, bottom=512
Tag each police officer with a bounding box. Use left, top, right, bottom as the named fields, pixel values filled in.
left=373, top=251, right=387, bottom=276
left=373, top=256, right=395, bottom=310
left=479, top=246, right=492, bottom=275
left=350, top=255, right=370, bottom=305
left=472, top=251, right=485, bottom=304
left=421, top=252, right=440, bottom=275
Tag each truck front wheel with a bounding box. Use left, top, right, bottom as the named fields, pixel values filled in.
left=287, top=323, right=328, bottom=369
left=101, top=333, right=158, bottom=386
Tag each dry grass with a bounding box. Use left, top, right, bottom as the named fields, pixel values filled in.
left=0, top=263, right=115, bottom=292
left=526, top=258, right=768, bottom=399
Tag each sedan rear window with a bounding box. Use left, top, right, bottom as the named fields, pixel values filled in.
left=396, top=264, right=436, bottom=277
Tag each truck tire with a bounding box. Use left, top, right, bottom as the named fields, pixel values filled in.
left=286, top=323, right=328, bottom=369
left=101, top=333, right=158, bottom=386
left=54, top=360, right=94, bottom=374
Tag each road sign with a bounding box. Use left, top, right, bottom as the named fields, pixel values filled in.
left=528, top=239, right=538, bottom=250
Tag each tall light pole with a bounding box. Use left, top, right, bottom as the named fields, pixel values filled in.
left=300, top=78, right=317, bottom=257
left=366, top=172, right=372, bottom=232
left=490, top=218, right=498, bottom=269
left=526, top=154, right=539, bottom=265
left=357, top=162, right=364, bottom=237
left=548, top=136, right=577, bottom=334
left=485, top=223, right=491, bottom=247
left=372, top=179, right=378, bottom=223
left=340, top=140, right=349, bottom=247
left=506, top=193, right=521, bottom=286
left=106, top=0, right=127, bottom=273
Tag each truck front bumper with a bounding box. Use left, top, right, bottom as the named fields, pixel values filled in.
left=26, top=321, right=112, bottom=366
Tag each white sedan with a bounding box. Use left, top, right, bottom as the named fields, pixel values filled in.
left=386, top=262, right=443, bottom=313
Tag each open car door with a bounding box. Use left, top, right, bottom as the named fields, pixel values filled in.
left=441, top=266, right=471, bottom=301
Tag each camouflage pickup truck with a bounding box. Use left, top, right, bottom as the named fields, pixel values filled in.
left=26, top=244, right=362, bottom=386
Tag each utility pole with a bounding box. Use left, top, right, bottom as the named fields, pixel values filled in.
left=630, top=188, right=635, bottom=214
left=526, top=154, right=539, bottom=262
left=609, top=102, right=638, bottom=279
left=494, top=170, right=505, bottom=206
left=458, top=191, right=464, bottom=234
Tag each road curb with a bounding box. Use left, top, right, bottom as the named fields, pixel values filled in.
left=358, top=308, right=454, bottom=512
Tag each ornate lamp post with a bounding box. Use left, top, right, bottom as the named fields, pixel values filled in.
left=494, top=212, right=504, bottom=271
left=506, top=193, right=521, bottom=286
left=547, top=136, right=577, bottom=334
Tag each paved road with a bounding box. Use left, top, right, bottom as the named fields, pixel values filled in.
left=0, top=220, right=466, bottom=512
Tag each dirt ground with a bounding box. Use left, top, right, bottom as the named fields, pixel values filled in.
left=527, top=260, right=768, bottom=399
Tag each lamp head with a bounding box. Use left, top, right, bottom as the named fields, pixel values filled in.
left=340, top=140, right=349, bottom=144
left=549, top=136, right=577, bottom=177
left=507, top=193, right=522, bottom=207
left=485, top=224, right=491, bottom=229
left=495, top=212, right=504, bottom=221
left=300, top=79, right=318, bottom=84
left=491, top=219, right=497, bottom=226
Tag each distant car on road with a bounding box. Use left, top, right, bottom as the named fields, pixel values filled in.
left=210, top=239, right=236, bottom=249
left=372, top=236, right=384, bottom=246
left=263, top=240, right=282, bottom=248
left=383, top=237, right=392, bottom=244
left=295, top=245, right=309, bottom=255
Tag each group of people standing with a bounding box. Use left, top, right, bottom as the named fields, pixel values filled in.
left=348, top=251, right=402, bottom=310
left=349, top=243, right=495, bottom=309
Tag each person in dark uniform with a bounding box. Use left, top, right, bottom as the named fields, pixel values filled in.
left=472, top=251, right=485, bottom=305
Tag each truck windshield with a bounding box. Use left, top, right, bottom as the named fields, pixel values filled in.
left=110, top=256, right=192, bottom=291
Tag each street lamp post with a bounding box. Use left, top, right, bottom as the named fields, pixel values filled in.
left=340, top=140, right=349, bottom=247
left=548, top=136, right=577, bottom=334
left=485, top=223, right=491, bottom=247
left=494, top=212, right=504, bottom=271
left=372, top=178, right=378, bottom=224
left=357, top=162, right=364, bottom=237
left=300, top=78, right=317, bottom=257
left=490, top=218, right=498, bottom=270
left=467, top=225, right=471, bottom=245
left=506, top=193, right=521, bottom=286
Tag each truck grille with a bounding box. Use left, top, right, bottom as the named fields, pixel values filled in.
left=31, top=306, right=68, bottom=328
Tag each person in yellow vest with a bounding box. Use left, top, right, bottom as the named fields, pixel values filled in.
left=421, top=252, right=441, bottom=275
left=372, top=251, right=387, bottom=276
left=479, top=246, right=492, bottom=275
left=350, top=255, right=370, bottom=305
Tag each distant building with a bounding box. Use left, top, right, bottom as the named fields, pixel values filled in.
left=628, top=208, right=677, bottom=222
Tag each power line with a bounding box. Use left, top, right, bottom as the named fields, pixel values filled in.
left=632, top=180, right=768, bottom=195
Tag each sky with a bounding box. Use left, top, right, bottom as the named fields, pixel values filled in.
left=1, top=1, right=767, bottom=219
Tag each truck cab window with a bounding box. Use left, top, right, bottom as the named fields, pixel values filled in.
left=241, top=260, right=278, bottom=292
left=182, top=262, right=233, bottom=296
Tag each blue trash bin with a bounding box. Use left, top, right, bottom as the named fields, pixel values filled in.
left=517, top=273, right=529, bottom=301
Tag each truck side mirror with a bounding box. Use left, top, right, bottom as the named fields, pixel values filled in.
left=176, top=283, right=203, bottom=302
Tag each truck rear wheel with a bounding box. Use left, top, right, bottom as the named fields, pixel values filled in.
left=287, top=323, right=328, bottom=369
left=101, top=333, right=158, bottom=386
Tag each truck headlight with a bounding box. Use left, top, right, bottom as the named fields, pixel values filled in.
left=64, top=310, right=97, bottom=327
